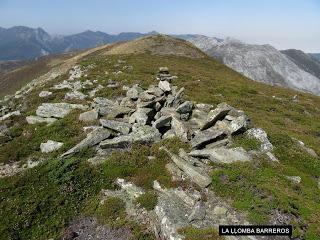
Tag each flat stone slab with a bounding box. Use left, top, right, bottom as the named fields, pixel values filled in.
left=79, top=109, right=99, bottom=122
left=36, top=103, right=88, bottom=118
left=201, top=103, right=232, bottom=130
left=100, top=125, right=161, bottom=149
left=26, top=116, right=57, bottom=125
left=189, top=147, right=252, bottom=164
left=191, top=129, right=226, bottom=149
left=100, top=119, right=131, bottom=135
left=61, top=128, right=111, bottom=158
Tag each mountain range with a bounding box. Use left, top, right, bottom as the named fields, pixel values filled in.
left=1, top=26, right=320, bottom=95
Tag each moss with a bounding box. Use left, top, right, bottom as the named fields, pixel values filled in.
left=136, top=191, right=158, bottom=211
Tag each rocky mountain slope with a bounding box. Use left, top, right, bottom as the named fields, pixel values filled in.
left=281, top=49, right=320, bottom=79
left=0, top=35, right=320, bottom=240
left=310, top=53, right=320, bottom=61
left=202, top=39, right=320, bottom=95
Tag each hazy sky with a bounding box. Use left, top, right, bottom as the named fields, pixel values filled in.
left=0, top=0, right=319, bottom=52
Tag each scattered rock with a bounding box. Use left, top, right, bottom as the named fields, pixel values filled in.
left=247, top=128, right=273, bottom=152
left=293, top=138, right=318, bottom=157
left=286, top=176, right=301, bottom=184
left=40, top=140, right=63, bottom=153
left=65, top=90, right=87, bottom=100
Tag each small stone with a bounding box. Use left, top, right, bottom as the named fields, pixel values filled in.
left=286, top=176, right=301, bottom=184
left=65, top=90, right=87, bottom=100
left=40, top=140, right=63, bottom=153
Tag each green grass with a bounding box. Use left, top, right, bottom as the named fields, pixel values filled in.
left=1, top=52, right=320, bottom=239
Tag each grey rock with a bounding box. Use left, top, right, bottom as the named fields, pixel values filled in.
left=171, top=117, right=189, bottom=142
left=189, top=147, right=252, bottom=163
left=100, top=125, right=161, bottom=149
left=293, top=138, right=318, bottom=157
left=0, top=110, right=21, bottom=121
left=92, top=97, right=115, bottom=107
left=39, top=91, right=52, bottom=98
left=146, top=85, right=164, bottom=97
left=201, top=103, right=232, bottom=130
left=191, top=129, right=226, bottom=149
left=129, top=108, right=153, bottom=125
left=126, top=84, right=143, bottom=100
left=158, top=80, right=171, bottom=92
left=65, top=90, right=87, bottom=100
left=247, top=128, right=273, bottom=152
left=40, top=140, right=63, bottom=153
left=139, top=92, right=156, bottom=102
left=162, top=129, right=176, bottom=139
left=61, top=128, right=111, bottom=157
left=100, top=119, right=131, bottom=134
left=79, top=109, right=99, bottom=122
left=163, top=148, right=212, bottom=188
left=36, top=103, right=88, bottom=118
left=26, top=115, right=57, bottom=125
left=286, top=176, right=301, bottom=184
left=229, top=115, right=250, bottom=134
left=99, top=105, right=133, bottom=118
left=176, top=101, right=194, bottom=114
left=188, top=201, right=206, bottom=222
left=152, top=115, right=172, bottom=129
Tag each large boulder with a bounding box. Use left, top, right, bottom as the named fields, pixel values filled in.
left=189, top=147, right=252, bottom=164
left=40, top=140, right=63, bottom=153
left=61, top=128, right=111, bottom=158
left=36, top=103, right=88, bottom=118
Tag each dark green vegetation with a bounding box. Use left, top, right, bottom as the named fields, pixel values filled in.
left=1, top=47, right=320, bottom=239
left=136, top=191, right=158, bottom=211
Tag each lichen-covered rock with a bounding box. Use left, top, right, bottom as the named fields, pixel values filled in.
left=152, top=115, right=172, bottom=129
left=247, top=128, right=273, bottom=151
left=129, top=108, right=154, bottom=125
left=176, top=101, right=194, bottom=114
left=126, top=84, right=143, bottom=100
left=158, top=80, right=171, bottom=92
left=39, top=91, right=52, bottom=98
left=65, top=90, right=87, bottom=100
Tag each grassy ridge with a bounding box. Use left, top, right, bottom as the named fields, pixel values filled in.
left=0, top=53, right=319, bottom=239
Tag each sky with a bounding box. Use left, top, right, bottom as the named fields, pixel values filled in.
left=0, top=0, right=319, bottom=52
